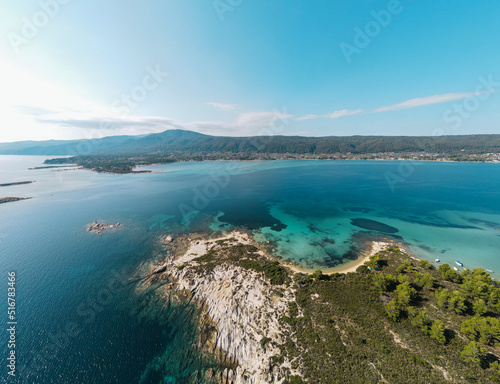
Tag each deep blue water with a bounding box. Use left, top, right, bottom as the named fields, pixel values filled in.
left=1, top=156, right=500, bottom=383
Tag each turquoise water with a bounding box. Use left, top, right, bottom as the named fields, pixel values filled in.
left=1, top=156, right=500, bottom=383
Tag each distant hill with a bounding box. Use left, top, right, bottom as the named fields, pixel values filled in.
left=0, top=134, right=147, bottom=155
left=1, top=129, right=499, bottom=156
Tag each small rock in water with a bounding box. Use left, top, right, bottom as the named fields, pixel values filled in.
left=162, top=235, right=173, bottom=243
left=87, top=221, right=119, bottom=233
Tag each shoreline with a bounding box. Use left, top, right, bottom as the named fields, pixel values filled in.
left=276, top=240, right=398, bottom=275
left=163, top=228, right=401, bottom=276
left=134, top=157, right=500, bottom=173
left=32, top=156, right=500, bottom=175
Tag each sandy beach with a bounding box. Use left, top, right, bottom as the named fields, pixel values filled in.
left=278, top=240, right=395, bottom=275
left=166, top=230, right=399, bottom=276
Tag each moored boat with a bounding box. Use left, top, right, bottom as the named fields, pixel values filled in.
left=455, top=261, right=463, bottom=267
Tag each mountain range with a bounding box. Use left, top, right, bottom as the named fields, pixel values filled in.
left=1, top=130, right=499, bottom=156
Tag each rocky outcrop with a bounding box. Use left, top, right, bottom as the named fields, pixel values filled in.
left=161, top=235, right=173, bottom=243
left=144, top=232, right=301, bottom=384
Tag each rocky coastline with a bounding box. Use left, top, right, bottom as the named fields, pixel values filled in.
left=139, top=231, right=299, bottom=383
left=136, top=230, right=392, bottom=383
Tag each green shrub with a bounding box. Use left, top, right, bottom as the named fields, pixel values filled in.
left=356, top=265, right=369, bottom=274
left=461, top=316, right=500, bottom=345
left=461, top=341, right=487, bottom=366
left=430, top=320, right=446, bottom=344
left=419, top=260, right=433, bottom=269
left=473, top=299, right=487, bottom=316
left=260, top=336, right=271, bottom=348
left=411, top=310, right=432, bottom=335
left=385, top=300, right=400, bottom=322
left=287, top=376, right=303, bottom=384
left=395, top=281, right=417, bottom=308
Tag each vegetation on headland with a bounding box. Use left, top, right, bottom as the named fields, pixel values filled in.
left=45, top=155, right=160, bottom=173
left=190, top=240, right=500, bottom=383
left=192, top=242, right=291, bottom=286
left=280, top=249, right=500, bottom=383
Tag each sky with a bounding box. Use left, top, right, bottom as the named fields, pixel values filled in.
left=0, top=0, right=499, bottom=142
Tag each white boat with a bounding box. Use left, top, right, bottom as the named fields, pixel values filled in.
left=435, top=259, right=440, bottom=262
left=453, top=267, right=459, bottom=271
left=487, top=269, right=494, bottom=273
left=455, top=261, right=463, bottom=267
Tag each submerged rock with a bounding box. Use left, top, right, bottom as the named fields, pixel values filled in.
left=162, top=235, right=173, bottom=243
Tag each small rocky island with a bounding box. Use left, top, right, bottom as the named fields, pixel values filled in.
left=87, top=221, right=121, bottom=234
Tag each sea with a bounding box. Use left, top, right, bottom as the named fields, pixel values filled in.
left=1, top=155, right=500, bottom=383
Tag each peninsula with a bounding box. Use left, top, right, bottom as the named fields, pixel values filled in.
left=0, top=181, right=34, bottom=187
left=0, top=197, right=32, bottom=204
left=138, top=230, right=500, bottom=383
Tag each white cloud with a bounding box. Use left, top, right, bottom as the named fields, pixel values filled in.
left=20, top=106, right=293, bottom=138
left=235, top=111, right=289, bottom=127
left=294, top=91, right=488, bottom=123
left=1, top=58, right=492, bottom=143
left=207, top=102, right=238, bottom=111
left=325, top=109, right=364, bottom=119
left=187, top=110, right=293, bottom=136
left=294, top=114, right=319, bottom=121
left=295, top=109, right=363, bottom=121
left=372, top=92, right=480, bottom=113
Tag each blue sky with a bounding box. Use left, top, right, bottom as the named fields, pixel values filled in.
left=0, top=0, right=499, bottom=142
